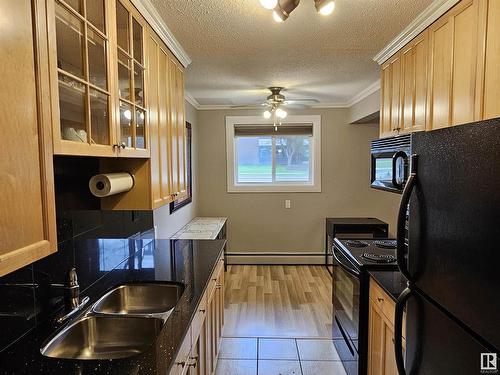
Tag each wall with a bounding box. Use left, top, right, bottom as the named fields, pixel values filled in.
left=197, top=107, right=401, bottom=260
left=349, top=90, right=381, bottom=124
left=153, top=100, right=199, bottom=238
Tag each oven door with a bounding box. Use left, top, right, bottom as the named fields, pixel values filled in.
left=332, top=245, right=361, bottom=362
left=371, top=150, right=409, bottom=193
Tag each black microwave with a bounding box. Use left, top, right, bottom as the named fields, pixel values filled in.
left=371, top=134, right=411, bottom=193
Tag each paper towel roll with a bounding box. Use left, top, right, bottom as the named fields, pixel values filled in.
left=89, top=173, right=134, bottom=198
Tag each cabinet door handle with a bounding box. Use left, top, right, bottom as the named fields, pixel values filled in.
left=199, top=309, right=206, bottom=313
left=377, top=297, right=384, bottom=302
left=215, top=283, right=222, bottom=289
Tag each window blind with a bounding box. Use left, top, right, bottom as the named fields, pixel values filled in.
left=234, top=123, right=313, bottom=137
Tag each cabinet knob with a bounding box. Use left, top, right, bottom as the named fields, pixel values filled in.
left=377, top=297, right=384, bottom=302
left=215, top=283, right=222, bottom=289
left=199, top=309, right=206, bottom=313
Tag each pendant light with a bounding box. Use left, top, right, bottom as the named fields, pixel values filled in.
left=315, top=0, right=335, bottom=15
left=259, top=0, right=278, bottom=9
left=272, top=0, right=300, bottom=22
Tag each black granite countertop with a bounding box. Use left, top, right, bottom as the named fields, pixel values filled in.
left=0, top=238, right=226, bottom=374
left=368, top=270, right=408, bottom=301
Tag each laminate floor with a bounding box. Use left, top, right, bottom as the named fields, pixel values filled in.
left=223, top=265, right=333, bottom=338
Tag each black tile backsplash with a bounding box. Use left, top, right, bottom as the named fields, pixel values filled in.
left=0, top=157, right=154, bottom=353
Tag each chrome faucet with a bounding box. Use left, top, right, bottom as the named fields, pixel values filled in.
left=57, top=268, right=89, bottom=324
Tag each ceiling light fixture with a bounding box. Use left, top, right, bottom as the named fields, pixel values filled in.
left=260, top=0, right=278, bottom=9
left=263, top=110, right=272, bottom=119
left=261, top=0, right=336, bottom=22
left=315, top=0, right=335, bottom=15
left=272, top=0, right=300, bottom=22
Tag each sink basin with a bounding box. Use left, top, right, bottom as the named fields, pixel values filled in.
left=92, top=282, right=184, bottom=316
left=41, top=316, right=163, bottom=360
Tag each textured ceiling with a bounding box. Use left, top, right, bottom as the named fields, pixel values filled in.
left=150, top=0, right=433, bottom=106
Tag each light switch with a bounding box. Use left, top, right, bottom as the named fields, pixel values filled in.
left=285, top=199, right=291, bottom=209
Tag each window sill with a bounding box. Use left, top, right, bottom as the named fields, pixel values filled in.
left=228, top=184, right=321, bottom=193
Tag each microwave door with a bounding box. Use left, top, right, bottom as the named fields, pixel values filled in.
left=371, top=151, right=407, bottom=192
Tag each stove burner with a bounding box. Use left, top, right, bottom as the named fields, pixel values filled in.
left=344, top=240, right=369, bottom=248
left=361, top=253, right=397, bottom=263
left=373, top=240, right=397, bottom=249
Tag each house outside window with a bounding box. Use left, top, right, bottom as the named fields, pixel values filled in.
left=226, top=115, right=321, bottom=192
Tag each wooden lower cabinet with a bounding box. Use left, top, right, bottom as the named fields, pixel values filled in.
left=170, top=257, right=225, bottom=375
left=368, top=278, right=406, bottom=375
left=0, top=0, right=57, bottom=277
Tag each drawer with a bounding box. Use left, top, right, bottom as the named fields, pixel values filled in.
left=191, top=291, right=207, bottom=345
left=369, top=279, right=396, bottom=324
left=369, top=278, right=406, bottom=339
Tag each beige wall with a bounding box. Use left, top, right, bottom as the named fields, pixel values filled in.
left=197, top=107, right=401, bottom=256
left=349, top=89, right=380, bottom=124
left=153, top=100, right=199, bottom=238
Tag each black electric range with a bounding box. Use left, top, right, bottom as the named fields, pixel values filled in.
left=331, top=238, right=399, bottom=375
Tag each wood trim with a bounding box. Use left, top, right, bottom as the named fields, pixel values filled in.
left=0, top=240, right=52, bottom=278
left=33, top=0, right=58, bottom=251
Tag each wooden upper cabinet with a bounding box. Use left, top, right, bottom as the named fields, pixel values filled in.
left=380, top=53, right=402, bottom=138
left=427, top=0, right=480, bottom=130
left=400, top=30, right=429, bottom=133
left=476, top=0, right=500, bottom=120
left=47, top=0, right=149, bottom=157
left=114, top=0, right=149, bottom=157
left=0, top=0, right=57, bottom=276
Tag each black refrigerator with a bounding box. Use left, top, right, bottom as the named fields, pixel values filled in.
left=394, top=119, right=500, bottom=375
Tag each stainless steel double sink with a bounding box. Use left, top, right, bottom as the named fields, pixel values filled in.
left=40, top=282, right=184, bottom=360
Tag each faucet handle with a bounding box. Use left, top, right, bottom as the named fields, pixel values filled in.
left=66, top=268, right=78, bottom=288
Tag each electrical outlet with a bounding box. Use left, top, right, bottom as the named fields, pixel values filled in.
left=285, top=199, right=291, bottom=209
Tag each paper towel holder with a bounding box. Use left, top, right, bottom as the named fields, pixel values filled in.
left=89, top=172, right=135, bottom=198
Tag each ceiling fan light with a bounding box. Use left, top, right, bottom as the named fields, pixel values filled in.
left=259, top=0, right=278, bottom=10
left=315, top=0, right=335, bottom=15
left=276, top=108, right=287, bottom=119
left=263, top=110, right=272, bottom=119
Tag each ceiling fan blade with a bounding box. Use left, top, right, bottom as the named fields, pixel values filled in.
left=284, top=103, right=310, bottom=109
left=285, top=98, right=320, bottom=103
left=230, top=103, right=267, bottom=109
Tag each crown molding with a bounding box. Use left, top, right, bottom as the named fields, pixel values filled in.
left=188, top=81, right=381, bottom=110
left=373, top=0, right=460, bottom=65
left=345, top=80, right=380, bottom=107
left=130, top=0, right=191, bottom=67
left=184, top=91, right=200, bottom=110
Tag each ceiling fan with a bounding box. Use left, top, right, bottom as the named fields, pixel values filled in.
left=231, top=87, right=319, bottom=126
left=231, top=87, right=319, bottom=129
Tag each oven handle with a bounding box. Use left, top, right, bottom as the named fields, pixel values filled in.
left=397, top=154, right=417, bottom=281
left=332, top=247, right=360, bottom=277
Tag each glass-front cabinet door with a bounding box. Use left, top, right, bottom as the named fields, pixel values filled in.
left=48, top=0, right=149, bottom=157
left=50, top=0, right=115, bottom=156
left=115, top=0, right=148, bottom=157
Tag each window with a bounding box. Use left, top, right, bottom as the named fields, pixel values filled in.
left=226, top=115, right=321, bottom=192
left=170, top=122, right=193, bottom=213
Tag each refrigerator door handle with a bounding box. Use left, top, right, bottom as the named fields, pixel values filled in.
left=397, top=154, right=418, bottom=281
left=395, top=287, right=413, bottom=375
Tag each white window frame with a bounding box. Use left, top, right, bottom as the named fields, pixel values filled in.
left=226, top=115, right=322, bottom=193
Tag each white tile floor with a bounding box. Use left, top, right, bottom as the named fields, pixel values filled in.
left=216, top=338, right=347, bottom=375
